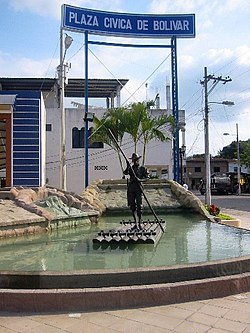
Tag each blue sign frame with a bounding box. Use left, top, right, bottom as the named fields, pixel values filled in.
left=62, top=5, right=195, bottom=38
left=60, top=5, right=195, bottom=185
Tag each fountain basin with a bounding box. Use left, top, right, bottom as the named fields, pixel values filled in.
left=0, top=258, right=249, bottom=312
left=0, top=211, right=249, bottom=312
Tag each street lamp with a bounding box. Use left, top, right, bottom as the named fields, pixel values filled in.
left=204, top=97, right=234, bottom=205
left=209, top=101, right=235, bottom=106
left=202, top=67, right=232, bottom=205
left=223, top=123, right=241, bottom=195
left=58, top=32, right=73, bottom=191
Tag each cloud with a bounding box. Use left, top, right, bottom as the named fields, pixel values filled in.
left=236, top=45, right=250, bottom=66
left=8, top=0, right=124, bottom=20
left=148, top=0, right=201, bottom=13
left=207, top=48, right=234, bottom=66
left=149, top=0, right=247, bottom=15
left=0, top=51, right=57, bottom=77
left=179, top=55, right=195, bottom=69
left=216, top=0, right=246, bottom=14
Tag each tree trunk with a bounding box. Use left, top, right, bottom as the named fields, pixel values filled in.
left=142, top=141, right=147, bottom=165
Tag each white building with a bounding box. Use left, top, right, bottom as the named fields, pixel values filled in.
left=46, top=81, right=174, bottom=194
left=0, top=78, right=181, bottom=194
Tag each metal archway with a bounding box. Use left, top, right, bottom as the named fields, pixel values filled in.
left=60, top=5, right=196, bottom=187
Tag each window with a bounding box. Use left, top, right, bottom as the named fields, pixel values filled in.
left=72, top=127, right=81, bottom=148
left=72, top=127, right=104, bottom=149
left=150, top=169, right=157, bottom=178
left=194, top=167, right=201, bottom=172
left=46, top=124, right=52, bottom=132
left=161, top=168, right=168, bottom=179
left=213, top=167, right=220, bottom=173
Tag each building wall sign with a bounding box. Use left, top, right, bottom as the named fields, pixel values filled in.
left=62, top=5, right=195, bottom=38
left=94, top=165, right=108, bottom=171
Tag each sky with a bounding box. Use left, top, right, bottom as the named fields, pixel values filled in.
left=0, top=0, right=250, bottom=157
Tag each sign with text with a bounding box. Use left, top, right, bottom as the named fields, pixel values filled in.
left=62, top=5, right=195, bottom=38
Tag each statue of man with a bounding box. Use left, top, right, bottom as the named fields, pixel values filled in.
left=123, top=153, right=149, bottom=229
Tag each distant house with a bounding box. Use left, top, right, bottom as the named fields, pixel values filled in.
left=185, top=157, right=250, bottom=190
left=185, top=157, right=229, bottom=190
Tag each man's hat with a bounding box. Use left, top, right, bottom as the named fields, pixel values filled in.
left=129, top=153, right=141, bottom=160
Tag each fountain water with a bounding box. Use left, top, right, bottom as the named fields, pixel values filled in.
left=0, top=211, right=249, bottom=312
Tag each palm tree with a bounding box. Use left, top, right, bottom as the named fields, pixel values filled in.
left=90, top=107, right=127, bottom=170
left=124, top=101, right=174, bottom=164
left=141, top=113, right=174, bottom=165
left=122, top=101, right=146, bottom=153
left=90, top=101, right=174, bottom=171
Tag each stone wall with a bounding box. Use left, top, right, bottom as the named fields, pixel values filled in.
left=82, top=179, right=211, bottom=220
left=1, top=179, right=211, bottom=232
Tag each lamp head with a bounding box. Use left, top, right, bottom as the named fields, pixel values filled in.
left=64, top=34, right=73, bottom=50
left=84, top=112, right=94, bottom=122
left=222, top=101, right=234, bottom=106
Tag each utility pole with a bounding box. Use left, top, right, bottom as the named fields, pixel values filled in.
left=58, top=32, right=73, bottom=191
left=203, top=67, right=211, bottom=206
left=236, top=123, right=241, bottom=195
left=201, top=67, right=232, bottom=205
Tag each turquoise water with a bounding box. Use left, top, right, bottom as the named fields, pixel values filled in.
left=0, top=212, right=249, bottom=272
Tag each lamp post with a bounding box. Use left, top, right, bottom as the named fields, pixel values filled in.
left=58, top=31, right=73, bottom=191
left=202, top=67, right=232, bottom=205
left=204, top=67, right=211, bottom=205
left=204, top=95, right=234, bottom=205
left=223, top=123, right=241, bottom=195
left=236, top=123, right=241, bottom=195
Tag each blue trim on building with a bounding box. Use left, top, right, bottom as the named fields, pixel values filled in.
left=14, top=113, right=39, bottom=119
left=14, top=119, right=39, bottom=125
left=15, top=105, right=39, bottom=112
left=14, top=145, right=39, bottom=152
left=13, top=165, right=39, bottom=172
left=14, top=178, right=40, bottom=186
left=13, top=158, right=39, bottom=165
left=13, top=125, right=39, bottom=131
left=0, top=90, right=42, bottom=187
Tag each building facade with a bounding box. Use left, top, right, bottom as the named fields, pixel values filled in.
left=46, top=105, right=173, bottom=194
left=0, top=90, right=46, bottom=188
left=0, top=78, right=175, bottom=194
left=185, top=158, right=229, bottom=190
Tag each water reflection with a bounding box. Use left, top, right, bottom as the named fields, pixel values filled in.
left=0, top=212, right=249, bottom=272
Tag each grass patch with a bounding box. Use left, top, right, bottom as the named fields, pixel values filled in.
left=204, top=204, right=235, bottom=220
left=217, top=213, right=234, bottom=220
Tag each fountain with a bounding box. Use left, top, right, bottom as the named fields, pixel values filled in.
left=0, top=180, right=249, bottom=312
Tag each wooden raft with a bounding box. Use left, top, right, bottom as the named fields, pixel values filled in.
left=93, top=219, right=166, bottom=245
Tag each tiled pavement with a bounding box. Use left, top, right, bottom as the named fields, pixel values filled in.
left=0, top=292, right=250, bottom=332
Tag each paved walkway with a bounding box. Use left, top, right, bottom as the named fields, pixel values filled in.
left=0, top=292, right=249, bottom=332
left=221, top=208, right=250, bottom=230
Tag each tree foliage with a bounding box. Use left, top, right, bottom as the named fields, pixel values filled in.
left=90, top=101, right=174, bottom=172
left=90, top=107, right=127, bottom=170
left=239, top=140, right=250, bottom=166
left=218, top=141, right=238, bottom=159
left=218, top=139, right=250, bottom=166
